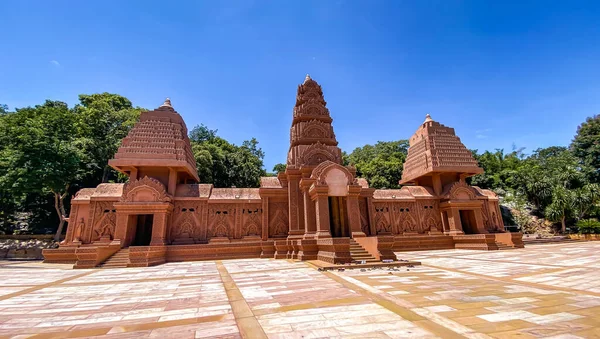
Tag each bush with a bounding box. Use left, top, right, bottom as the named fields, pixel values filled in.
left=576, top=219, right=600, bottom=234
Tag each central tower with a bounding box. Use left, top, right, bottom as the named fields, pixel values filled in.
left=286, top=75, right=342, bottom=167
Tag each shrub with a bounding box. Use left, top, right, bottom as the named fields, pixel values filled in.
left=576, top=219, right=600, bottom=234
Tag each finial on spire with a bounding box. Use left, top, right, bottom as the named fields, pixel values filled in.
left=304, top=74, right=311, bottom=83
left=424, top=113, right=433, bottom=123
left=161, top=98, right=172, bottom=108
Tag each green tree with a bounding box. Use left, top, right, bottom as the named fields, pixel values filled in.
left=0, top=101, right=84, bottom=240
left=73, top=93, right=144, bottom=185
left=345, top=140, right=409, bottom=189
left=189, top=125, right=266, bottom=188
left=272, top=163, right=287, bottom=173
left=571, top=114, right=600, bottom=183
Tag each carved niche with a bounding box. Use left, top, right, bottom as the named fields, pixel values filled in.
left=121, top=176, right=171, bottom=203
left=300, top=120, right=333, bottom=139
left=241, top=204, right=262, bottom=237
left=91, top=201, right=116, bottom=242
left=170, top=202, right=201, bottom=242
left=269, top=202, right=289, bottom=238
left=373, top=202, right=392, bottom=234
left=392, top=202, right=418, bottom=234
left=446, top=180, right=478, bottom=200
left=208, top=204, right=234, bottom=239
left=299, top=142, right=341, bottom=166
left=418, top=200, right=442, bottom=233
left=358, top=198, right=370, bottom=236
left=482, top=202, right=502, bottom=232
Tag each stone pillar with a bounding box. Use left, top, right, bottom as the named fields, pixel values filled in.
left=474, top=209, right=487, bottom=234
left=311, top=186, right=331, bottom=238
left=303, top=190, right=316, bottom=238
left=447, top=209, right=464, bottom=235
left=130, top=167, right=138, bottom=181
left=150, top=212, right=169, bottom=246
left=261, top=197, right=269, bottom=241
left=432, top=174, right=442, bottom=196
left=167, top=168, right=177, bottom=196
left=287, top=169, right=303, bottom=238
left=114, top=212, right=130, bottom=247
left=347, top=187, right=366, bottom=238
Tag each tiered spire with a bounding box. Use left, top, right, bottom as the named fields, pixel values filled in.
left=400, top=114, right=482, bottom=184
left=109, top=98, right=200, bottom=182
left=286, top=75, right=342, bottom=167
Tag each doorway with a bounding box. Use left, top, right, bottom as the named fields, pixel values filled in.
left=328, top=197, right=348, bottom=237
left=133, top=214, right=154, bottom=246
left=459, top=210, right=477, bottom=234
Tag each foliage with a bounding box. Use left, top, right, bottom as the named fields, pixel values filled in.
left=73, top=93, right=144, bottom=185
left=272, top=163, right=287, bottom=173
left=344, top=140, right=409, bottom=189
left=571, top=114, right=600, bottom=183
left=0, top=101, right=84, bottom=240
left=189, top=124, right=266, bottom=188
left=469, top=147, right=524, bottom=191
left=576, top=219, right=600, bottom=234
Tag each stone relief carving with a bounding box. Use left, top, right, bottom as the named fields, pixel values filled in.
left=358, top=199, right=370, bottom=236
left=208, top=204, right=234, bottom=239
left=170, top=203, right=201, bottom=241
left=121, top=176, right=171, bottom=203
left=418, top=200, right=442, bottom=233
left=392, top=202, right=418, bottom=234
left=373, top=203, right=392, bottom=234
left=91, top=202, right=116, bottom=241
left=242, top=205, right=262, bottom=237
left=269, top=202, right=289, bottom=237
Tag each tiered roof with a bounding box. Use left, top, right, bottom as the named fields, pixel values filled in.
left=109, top=99, right=199, bottom=181
left=400, top=114, right=482, bottom=184
left=287, top=75, right=343, bottom=167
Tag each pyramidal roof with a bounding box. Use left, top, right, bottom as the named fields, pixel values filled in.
left=400, top=114, right=482, bottom=184
left=108, top=98, right=199, bottom=181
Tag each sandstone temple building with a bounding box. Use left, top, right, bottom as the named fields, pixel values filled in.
left=44, top=75, right=523, bottom=268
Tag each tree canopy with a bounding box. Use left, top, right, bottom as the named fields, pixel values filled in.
left=344, top=140, right=409, bottom=189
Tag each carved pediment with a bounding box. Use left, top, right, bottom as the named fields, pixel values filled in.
left=443, top=180, right=481, bottom=200
left=121, top=176, right=172, bottom=203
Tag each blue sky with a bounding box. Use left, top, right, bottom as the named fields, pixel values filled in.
left=1, top=1, right=599, bottom=171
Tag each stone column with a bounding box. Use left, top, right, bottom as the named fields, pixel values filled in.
left=287, top=169, right=303, bottom=238
left=447, top=209, right=464, bottom=235
left=261, top=197, right=269, bottom=241
left=114, top=212, right=130, bottom=247
left=474, top=209, right=487, bottom=234
left=302, top=185, right=316, bottom=238
left=347, top=186, right=366, bottom=238
left=311, top=186, right=331, bottom=238
left=167, top=168, right=177, bottom=196
left=150, top=212, right=169, bottom=246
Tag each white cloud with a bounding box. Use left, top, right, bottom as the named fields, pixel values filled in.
left=50, top=60, right=60, bottom=67
left=476, top=134, right=488, bottom=139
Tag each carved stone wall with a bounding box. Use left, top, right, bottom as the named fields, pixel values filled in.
left=207, top=204, right=235, bottom=239
left=89, top=202, right=117, bottom=242
left=170, top=202, right=202, bottom=243
left=241, top=204, right=262, bottom=237
left=373, top=202, right=392, bottom=234
left=417, top=200, right=442, bottom=233
left=269, top=202, right=289, bottom=238
left=391, top=202, right=419, bottom=234
left=358, top=198, right=370, bottom=236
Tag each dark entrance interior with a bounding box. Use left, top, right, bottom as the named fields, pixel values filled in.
left=328, top=197, right=348, bottom=237
left=459, top=210, right=477, bottom=234
left=133, top=214, right=154, bottom=246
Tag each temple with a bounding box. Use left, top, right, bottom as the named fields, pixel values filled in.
left=43, top=75, right=523, bottom=268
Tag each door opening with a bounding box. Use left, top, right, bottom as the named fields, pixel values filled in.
left=133, top=214, right=154, bottom=246
left=328, top=197, right=348, bottom=237
left=459, top=210, right=477, bottom=234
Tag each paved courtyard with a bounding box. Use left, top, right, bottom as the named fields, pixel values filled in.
left=1, top=242, right=600, bottom=339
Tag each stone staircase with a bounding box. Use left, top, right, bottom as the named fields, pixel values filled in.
left=349, top=239, right=378, bottom=263
left=97, top=248, right=130, bottom=268
left=494, top=241, right=513, bottom=250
